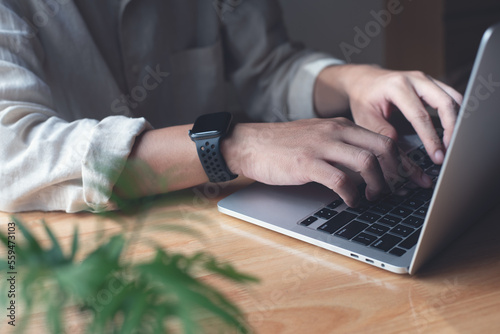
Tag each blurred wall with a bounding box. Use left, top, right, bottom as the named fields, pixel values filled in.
left=279, top=0, right=386, bottom=65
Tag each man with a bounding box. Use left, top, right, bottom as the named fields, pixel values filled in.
left=0, top=0, right=461, bottom=212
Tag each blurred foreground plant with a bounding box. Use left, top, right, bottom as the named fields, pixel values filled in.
left=0, top=217, right=258, bottom=334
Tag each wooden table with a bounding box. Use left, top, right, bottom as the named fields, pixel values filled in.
left=1, top=179, right=500, bottom=333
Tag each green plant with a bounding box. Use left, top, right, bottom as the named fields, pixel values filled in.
left=0, top=217, right=258, bottom=334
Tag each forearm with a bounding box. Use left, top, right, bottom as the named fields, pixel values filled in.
left=114, top=124, right=210, bottom=198
left=116, top=65, right=370, bottom=200
left=313, top=64, right=369, bottom=118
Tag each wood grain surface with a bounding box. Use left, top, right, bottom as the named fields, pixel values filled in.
left=1, top=180, right=500, bottom=333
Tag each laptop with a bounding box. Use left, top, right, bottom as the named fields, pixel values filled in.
left=218, top=23, right=500, bottom=274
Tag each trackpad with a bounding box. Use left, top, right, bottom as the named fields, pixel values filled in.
left=218, top=182, right=337, bottom=225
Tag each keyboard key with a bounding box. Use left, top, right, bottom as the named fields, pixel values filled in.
left=414, top=204, right=428, bottom=217
left=399, top=228, right=422, bottom=249
left=377, top=215, right=402, bottom=227
left=335, top=221, right=369, bottom=240
left=348, top=197, right=374, bottom=212
left=390, top=206, right=413, bottom=218
left=299, top=216, right=318, bottom=227
left=372, top=234, right=403, bottom=252
left=383, top=195, right=405, bottom=206
left=426, top=165, right=441, bottom=177
left=408, top=149, right=434, bottom=169
left=358, top=212, right=381, bottom=224
left=352, top=232, right=377, bottom=246
left=394, top=188, right=413, bottom=197
left=402, top=216, right=424, bottom=228
left=317, top=211, right=357, bottom=234
left=408, top=148, right=426, bottom=163
left=327, top=199, right=344, bottom=209
left=346, top=203, right=370, bottom=214
left=413, top=189, right=433, bottom=201
left=389, top=247, right=407, bottom=257
left=402, top=199, right=425, bottom=210
left=409, top=148, right=433, bottom=169
left=314, top=208, right=337, bottom=220
left=370, top=204, right=392, bottom=215
left=390, top=180, right=406, bottom=192
left=418, top=158, right=433, bottom=169
left=404, top=182, right=419, bottom=190
left=365, top=223, right=390, bottom=236
left=391, top=224, right=415, bottom=237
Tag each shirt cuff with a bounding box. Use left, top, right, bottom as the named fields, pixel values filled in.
left=287, top=55, right=345, bottom=120
left=81, top=116, right=152, bottom=212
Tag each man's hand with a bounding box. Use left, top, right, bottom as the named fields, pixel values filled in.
left=119, top=66, right=457, bottom=206
left=314, top=64, right=463, bottom=164
left=222, top=118, right=432, bottom=207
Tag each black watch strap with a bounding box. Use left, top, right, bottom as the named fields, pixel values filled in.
left=194, top=137, right=238, bottom=183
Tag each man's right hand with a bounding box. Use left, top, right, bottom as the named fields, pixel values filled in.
left=222, top=118, right=433, bottom=207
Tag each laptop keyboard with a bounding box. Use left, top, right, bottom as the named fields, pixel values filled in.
left=298, top=144, right=440, bottom=257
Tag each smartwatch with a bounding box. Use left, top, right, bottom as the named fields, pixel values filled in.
left=189, top=112, right=238, bottom=183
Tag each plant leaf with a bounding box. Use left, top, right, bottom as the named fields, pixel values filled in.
left=55, top=236, right=124, bottom=300
left=70, top=226, right=79, bottom=261
left=47, top=292, right=66, bottom=334
left=41, top=220, right=65, bottom=265
left=204, top=256, right=260, bottom=284
left=12, top=217, right=44, bottom=262
left=121, top=286, right=150, bottom=334
left=137, top=249, right=249, bottom=333
left=6, top=216, right=255, bottom=334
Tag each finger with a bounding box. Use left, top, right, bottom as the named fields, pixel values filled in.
left=375, top=119, right=398, bottom=141
left=410, top=75, right=460, bottom=150
left=308, top=160, right=359, bottom=207
left=322, top=142, right=387, bottom=201
left=398, top=148, right=433, bottom=189
left=387, top=78, right=445, bottom=164
left=331, top=123, right=431, bottom=189
left=357, top=112, right=398, bottom=141
left=427, top=77, right=463, bottom=148
left=429, top=77, right=464, bottom=105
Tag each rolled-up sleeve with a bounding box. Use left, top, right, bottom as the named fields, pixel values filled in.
left=221, top=0, right=344, bottom=122
left=0, top=3, right=150, bottom=212
left=287, top=56, right=345, bottom=120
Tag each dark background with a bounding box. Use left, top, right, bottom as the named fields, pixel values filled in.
left=280, top=0, right=500, bottom=93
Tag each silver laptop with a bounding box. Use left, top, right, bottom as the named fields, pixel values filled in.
left=218, top=23, right=500, bottom=274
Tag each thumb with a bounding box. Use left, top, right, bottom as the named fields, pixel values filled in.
left=358, top=114, right=398, bottom=141
left=377, top=121, right=398, bottom=141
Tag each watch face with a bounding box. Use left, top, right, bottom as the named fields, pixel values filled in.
left=190, top=112, right=232, bottom=139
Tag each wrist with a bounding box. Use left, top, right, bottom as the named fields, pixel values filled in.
left=220, top=123, right=245, bottom=176
left=314, top=64, right=377, bottom=117
left=189, top=112, right=238, bottom=183
left=314, top=65, right=350, bottom=117
left=221, top=122, right=268, bottom=178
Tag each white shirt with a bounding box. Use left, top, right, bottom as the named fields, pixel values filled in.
left=0, top=0, right=343, bottom=212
